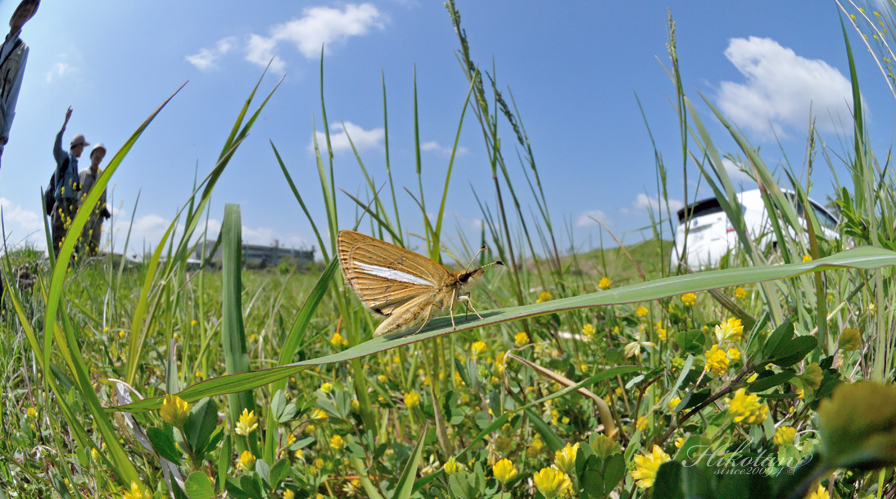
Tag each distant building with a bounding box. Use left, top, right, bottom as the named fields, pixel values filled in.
left=193, top=239, right=315, bottom=269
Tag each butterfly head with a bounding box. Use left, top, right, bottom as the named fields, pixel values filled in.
left=456, top=260, right=503, bottom=291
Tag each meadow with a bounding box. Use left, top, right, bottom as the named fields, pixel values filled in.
left=4, top=2, right=896, bottom=498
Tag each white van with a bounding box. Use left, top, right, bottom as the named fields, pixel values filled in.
left=670, top=189, right=839, bottom=269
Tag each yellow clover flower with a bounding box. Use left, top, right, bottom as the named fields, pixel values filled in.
left=404, top=391, right=421, bottom=409
left=330, top=434, right=345, bottom=450
left=122, top=481, right=152, bottom=499
left=729, top=388, right=768, bottom=426
left=514, top=332, right=529, bottom=346
left=803, top=254, right=813, bottom=262
left=536, top=291, right=553, bottom=303
left=774, top=426, right=797, bottom=446
left=471, top=341, right=487, bottom=357
left=444, top=456, right=461, bottom=475
left=668, top=397, right=681, bottom=411
left=320, top=382, right=333, bottom=393
left=636, top=306, right=649, bottom=318
left=533, top=467, right=571, bottom=499
left=160, top=394, right=191, bottom=428
left=331, top=332, right=348, bottom=347
left=526, top=436, right=545, bottom=458
left=310, top=408, right=328, bottom=422
left=714, top=317, right=744, bottom=343
left=238, top=450, right=256, bottom=471
left=283, top=489, right=295, bottom=499
left=734, top=286, right=747, bottom=299
left=235, top=409, right=259, bottom=436
left=598, top=276, right=611, bottom=290
left=808, top=485, right=829, bottom=499
left=727, top=347, right=741, bottom=363
left=553, top=442, right=579, bottom=474
left=27, top=407, right=38, bottom=419
left=630, top=445, right=671, bottom=489
left=680, top=292, right=697, bottom=306
left=704, top=345, right=729, bottom=376
left=493, top=458, right=518, bottom=484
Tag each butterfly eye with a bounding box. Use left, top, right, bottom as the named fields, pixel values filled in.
left=458, top=273, right=470, bottom=283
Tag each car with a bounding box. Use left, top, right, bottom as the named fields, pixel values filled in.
left=670, top=189, right=839, bottom=269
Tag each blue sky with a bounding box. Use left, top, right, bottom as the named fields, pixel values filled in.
left=0, top=1, right=889, bottom=259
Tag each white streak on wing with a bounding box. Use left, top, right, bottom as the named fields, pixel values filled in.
left=356, top=262, right=434, bottom=286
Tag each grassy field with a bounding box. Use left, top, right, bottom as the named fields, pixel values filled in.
left=3, top=2, right=896, bottom=498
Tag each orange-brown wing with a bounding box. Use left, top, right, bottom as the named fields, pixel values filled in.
left=337, top=230, right=451, bottom=315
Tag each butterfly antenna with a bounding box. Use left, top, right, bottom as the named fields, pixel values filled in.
left=465, top=245, right=487, bottom=271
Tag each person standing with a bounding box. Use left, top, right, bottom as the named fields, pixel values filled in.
left=0, top=0, right=39, bottom=171
left=51, top=107, right=88, bottom=256
left=78, top=143, right=111, bottom=255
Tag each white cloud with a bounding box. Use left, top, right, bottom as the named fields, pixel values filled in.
left=0, top=198, right=42, bottom=232
left=576, top=209, right=610, bottom=227
left=185, top=37, right=238, bottom=71
left=310, top=121, right=384, bottom=154
left=421, top=141, right=469, bottom=156
left=46, top=61, right=70, bottom=83
left=717, top=37, right=854, bottom=137
left=122, top=214, right=305, bottom=254
left=244, top=3, right=385, bottom=72
left=245, top=34, right=285, bottom=73
left=632, top=193, right=684, bottom=214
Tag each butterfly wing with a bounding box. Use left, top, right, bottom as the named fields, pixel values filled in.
left=337, top=230, right=451, bottom=316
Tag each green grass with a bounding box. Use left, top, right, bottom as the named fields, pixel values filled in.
left=2, top=2, right=896, bottom=498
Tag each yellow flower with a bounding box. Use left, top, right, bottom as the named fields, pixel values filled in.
left=727, top=347, right=741, bottom=363
left=330, top=434, right=345, bottom=450
left=238, top=450, right=256, bottom=471
left=803, top=254, right=813, bottom=262
left=636, top=306, right=649, bottom=318
left=159, top=394, right=191, bottom=428
left=471, top=341, right=487, bottom=357
left=774, top=426, right=797, bottom=446
left=119, top=330, right=126, bottom=338
left=553, top=442, right=579, bottom=474
left=493, top=458, right=518, bottom=484
left=526, top=437, right=545, bottom=458
left=536, top=291, right=553, bottom=303
left=27, top=407, right=38, bottom=419
left=714, top=317, right=744, bottom=342
left=304, top=424, right=316, bottom=435
left=514, top=332, right=529, bottom=346
left=704, top=345, right=729, bottom=376
left=635, top=416, right=649, bottom=432
left=598, top=276, right=611, bottom=290
left=331, top=332, right=348, bottom=347
left=283, top=489, right=295, bottom=499
left=310, top=408, right=328, bottom=422
left=404, top=391, right=421, bottom=409
left=444, top=456, right=461, bottom=475
left=674, top=437, right=685, bottom=448
left=728, top=388, right=768, bottom=426
left=630, top=445, right=671, bottom=489
left=734, top=286, right=747, bottom=299
left=313, top=457, right=325, bottom=469
left=122, top=481, right=151, bottom=499
left=747, top=372, right=758, bottom=383
left=668, top=397, right=681, bottom=411
left=350, top=399, right=360, bottom=412
left=839, top=327, right=861, bottom=351
left=808, top=484, right=829, bottom=499
left=236, top=409, right=259, bottom=435
left=582, top=323, right=595, bottom=339
left=320, top=382, right=333, bottom=393
left=680, top=292, right=697, bottom=306
left=533, top=467, right=572, bottom=499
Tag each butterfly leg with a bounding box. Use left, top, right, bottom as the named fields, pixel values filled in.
left=448, top=290, right=457, bottom=329
left=457, top=295, right=483, bottom=320
left=414, top=304, right=435, bottom=335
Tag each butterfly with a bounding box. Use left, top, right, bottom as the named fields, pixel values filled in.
left=337, top=230, right=503, bottom=337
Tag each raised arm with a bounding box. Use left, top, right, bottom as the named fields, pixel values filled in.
left=53, top=106, right=71, bottom=164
